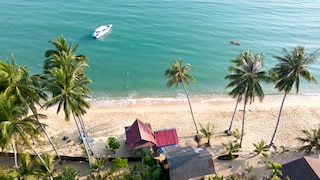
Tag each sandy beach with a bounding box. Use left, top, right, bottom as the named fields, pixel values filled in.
left=2, top=94, right=320, bottom=178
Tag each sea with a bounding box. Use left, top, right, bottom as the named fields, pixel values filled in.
left=1, top=0, right=320, bottom=106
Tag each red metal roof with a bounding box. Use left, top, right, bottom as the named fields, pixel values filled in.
left=125, top=119, right=156, bottom=150
left=154, top=128, right=179, bottom=147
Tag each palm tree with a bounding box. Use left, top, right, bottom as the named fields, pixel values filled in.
left=225, top=53, right=247, bottom=135
left=165, top=60, right=199, bottom=141
left=225, top=50, right=271, bottom=148
left=0, top=55, right=59, bottom=158
left=253, top=140, right=270, bottom=158
left=297, top=128, right=320, bottom=154
left=35, top=153, right=56, bottom=178
left=41, top=35, right=93, bottom=167
left=267, top=161, right=282, bottom=179
left=221, top=142, right=240, bottom=160
left=269, top=46, right=319, bottom=147
left=88, top=156, right=108, bottom=179
left=199, top=122, right=215, bottom=146
left=9, top=153, right=36, bottom=179
left=0, top=94, right=49, bottom=173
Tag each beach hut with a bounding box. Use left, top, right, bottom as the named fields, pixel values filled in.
left=125, top=119, right=157, bottom=150
left=161, top=145, right=215, bottom=180
left=280, top=154, right=320, bottom=180
left=154, top=128, right=179, bottom=148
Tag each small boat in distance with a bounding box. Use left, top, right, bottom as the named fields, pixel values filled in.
left=92, top=24, right=112, bottom=39
left=230, top=40, right=240, bottom=46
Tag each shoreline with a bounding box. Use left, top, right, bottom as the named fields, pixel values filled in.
left=87, top=93, right=320, bottom=108
left=2, top=94, right=320, bottom=178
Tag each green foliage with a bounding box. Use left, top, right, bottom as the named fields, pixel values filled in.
left=199, top=122, right=215, bottom=145
left=0, top=167, right=12, bottom=180
left=122, top=171, right=142, bottom=180
left=232, top=128, right=241, bottom=142
left=107, top=137, right=120, bottom=151
left=35, top=153, right=56, bottom=177
left=252, top=140, right=270, bottom=158
left=209, top=175, right=224, bottom=180
left=225, top=50, right=271, bottom=147
left=10, top=153, right=37, bottom=179
left=133, top=148, right=150, bottom=158
left=246, top=165, right=254, bottom=174
left=267, top=161, right=282, bottom=179
left=122, top=162, right=167, bottom=180
left=143, top=155, right=155, bottom=167
left=151, top=168, right=162, bottom=179
left=272, top=46, right=318, bottom=94
left=87, top=156, right=108, bottom=179
left=278, top=145, right=290, bottom=154
left=227, top=173, right=257, bottom=180
left=222, top=143, right=240, bottom=160
left=269, top=46, right=319, bottom=145
left=55, top=165, right=79, bottom=180
left=111, top=157, right=128, bottom=172
left=297, top=128, right=320, bottom=154
left=165, top=59, right=199, bottom=135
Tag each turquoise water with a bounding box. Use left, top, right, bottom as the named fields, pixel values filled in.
left=1, top=0, right=320, bottom=103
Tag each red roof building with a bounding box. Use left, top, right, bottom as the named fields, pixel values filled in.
left=154, top=128, right=179, bottom=147
left=125, top=119, right=157, bottom=150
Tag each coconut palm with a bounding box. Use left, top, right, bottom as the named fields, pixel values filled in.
left=199, top=122, right=215, bottom=146
left=225, top=53, right=247, bottom=135
left=165, top=60, right=199, bottom=140
left=267, top=161, right=282, bottom=179
left=0, top=55, right=59, bottom=158
left=297, top=128, right=320, bottom=154
left=0, top=94, right=50, bottom=173
left=0, top=55, right=47, bottom=113
left=43, top=36, right=88, bottom=76
left=221, top=142, right=240, bottom=160
left=88, top=156, right=108, bottom=179
left=35, top=153, right=56, bottom=178
left=253, top=140, right=270, bottom=158
left=9, top=153, right=36, bottom=179
left=225, top=50, right=271, bottom=148
left=269, top=46, right=319, bottom=147
left=42, top=35, right=93, bottom=167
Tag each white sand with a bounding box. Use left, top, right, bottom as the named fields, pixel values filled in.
left=35, top=94, right=320, bottom=178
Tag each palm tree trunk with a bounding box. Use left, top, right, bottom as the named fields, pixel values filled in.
left=12, top=142, right=18, bottom=168
left=39, top=122, right=60, bottom=158
left=79, top=116, right=89, bottom=139
left=72, top=113, right=82, bottom=136
left=30, top=146, right=51, bottom=174
left=239, top=94, right=248, bottom=148
left=228, top=96, right=240, bottom=131
left=73, top=114, right=92, bottom=168
left=269, top=93, right=287, bottom=146
left=78, top=116, right=94, bottom=153
left=81, top=134, right=92, bottom=168
left=181, top=81, right=199, bottom=134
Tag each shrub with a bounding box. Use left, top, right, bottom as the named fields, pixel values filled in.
left=111, top=157, right=128, bottom=172
left=55, top=165, right=79, bottom=180
left=107, top=137, right=121, bottom=151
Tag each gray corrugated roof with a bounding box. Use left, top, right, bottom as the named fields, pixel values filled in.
left=281, top=155, right=320, bottom=180
left=162, top=145, right=215, bottom=180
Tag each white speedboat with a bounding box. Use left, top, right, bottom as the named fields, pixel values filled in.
left=92, top=24, right=112, bottom=39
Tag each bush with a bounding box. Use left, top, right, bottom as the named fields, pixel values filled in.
left=111, top=157, right=128, bottom=171
left=107, top=137, right=120, bottom=151
left=55, top=165, right=79, bottom=180
left=143, top=155, right=155, bottom=167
